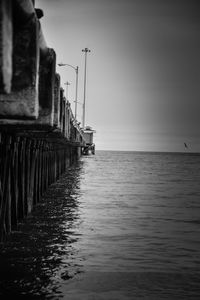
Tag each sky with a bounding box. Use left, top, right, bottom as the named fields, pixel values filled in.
left=35, top=0, right=200, bottom=152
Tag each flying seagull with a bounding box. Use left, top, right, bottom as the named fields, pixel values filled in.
left=184, top=143, right=188, bottom=149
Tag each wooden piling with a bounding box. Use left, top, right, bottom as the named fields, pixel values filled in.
left=10, top=136, right=19, bottom=228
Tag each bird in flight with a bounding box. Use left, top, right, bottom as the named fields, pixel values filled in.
left=184, top=142, right=188, bottom=149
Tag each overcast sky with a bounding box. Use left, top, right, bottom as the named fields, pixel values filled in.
left=36, top=0, right=200, bottom=152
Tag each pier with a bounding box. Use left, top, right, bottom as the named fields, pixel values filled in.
left=0, top=0, right=94, bottom=241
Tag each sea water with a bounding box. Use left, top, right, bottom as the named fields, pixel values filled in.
left=0, top=151, right=200, bottom=299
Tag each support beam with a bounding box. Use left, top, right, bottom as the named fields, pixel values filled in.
left=37, top=48, right=56, bottom=125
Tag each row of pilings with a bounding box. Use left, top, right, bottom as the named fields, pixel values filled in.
left=0, top=133, right=80, bottom=242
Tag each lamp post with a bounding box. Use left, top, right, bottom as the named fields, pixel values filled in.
left=58, top=63, right=79, bottom=119
left=82, top=47, right=91, bottom=129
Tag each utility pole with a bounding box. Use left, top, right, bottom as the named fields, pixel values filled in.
left=82, top=47, right=91, bottom=129
left=74, top=66, right=79, bottom=119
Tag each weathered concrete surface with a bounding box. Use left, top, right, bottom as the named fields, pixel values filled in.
left=37, top=48, right=56, bottom=125
left=54, top=73, right=61, bottom=128
left=0, top=0, right=12, bottom=94
left=0, top=1, right=39, bottom=119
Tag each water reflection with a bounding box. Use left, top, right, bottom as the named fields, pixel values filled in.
left=0, top=161, right=84, bottom=298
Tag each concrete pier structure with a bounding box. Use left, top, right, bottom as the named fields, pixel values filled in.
left=0, top=0, right=87, bottom=241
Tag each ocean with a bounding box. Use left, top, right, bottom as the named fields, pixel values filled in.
left=0, top=150, right=200, bottom=299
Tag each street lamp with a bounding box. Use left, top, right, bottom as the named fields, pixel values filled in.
left=82, top=47, right=91, bottom=129
left=58, top=63, right=79, bottom=119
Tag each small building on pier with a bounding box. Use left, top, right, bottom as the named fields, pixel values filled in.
left=82, top=126, right=96, bottom=155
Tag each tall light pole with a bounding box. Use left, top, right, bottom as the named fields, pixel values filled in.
left=82, top=47, right=91, bottom=129
left=64, top=81, right=70, bottom=100
left=58, top=63, right=79, bottom=119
